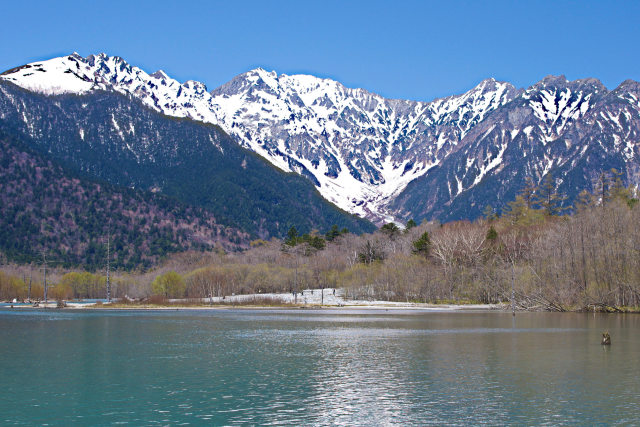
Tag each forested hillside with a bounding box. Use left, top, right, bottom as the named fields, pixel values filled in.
left=0, top=81, right=375, bottom=238
left=0, top=132, right=247, bottom=270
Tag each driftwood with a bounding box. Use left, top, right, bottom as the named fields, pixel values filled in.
left=585, top=302, right=625, bottom=313
left=513, top=290, right=567, bottom=312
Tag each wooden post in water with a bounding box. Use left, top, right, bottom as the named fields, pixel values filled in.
left=511, top=262, right=515, bottom=316
left=42, top=252, right=48, bottom=306
left=28, top=266, right=32, bottom=303
left=106, top=226, right=111, bottom=303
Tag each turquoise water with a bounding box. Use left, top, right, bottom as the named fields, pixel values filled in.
left=0, top=308, right=638, bottom=425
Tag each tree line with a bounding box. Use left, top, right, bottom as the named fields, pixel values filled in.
left=2, top=169, right=639, bottom=311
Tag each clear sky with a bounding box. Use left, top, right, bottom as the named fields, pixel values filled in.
left=1, top=0, right=638, bottom=101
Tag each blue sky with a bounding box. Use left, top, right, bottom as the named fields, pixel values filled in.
left=1, top=0, right=638, bottom=101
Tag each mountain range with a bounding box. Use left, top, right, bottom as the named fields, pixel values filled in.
left=2, top=53, right=639, bottom=229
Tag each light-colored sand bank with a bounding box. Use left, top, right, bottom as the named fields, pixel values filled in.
left=2, top=288, right=504, bottom=311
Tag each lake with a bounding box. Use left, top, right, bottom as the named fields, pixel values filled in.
left=0, top=308, right=638, bottom=425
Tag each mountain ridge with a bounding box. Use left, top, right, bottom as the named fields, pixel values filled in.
left=2, top=53, right=639, bottom=225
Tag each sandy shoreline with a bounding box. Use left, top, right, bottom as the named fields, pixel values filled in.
left=2, top=304, right=503, bottom=311
left=1, top=288, right=506, bottom=311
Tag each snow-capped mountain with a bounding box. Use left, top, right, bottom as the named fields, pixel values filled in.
left=390, top=76, right=640, bottom=222
left=208, top=69, right=517, bottom=219
left=0, top=53, right=517, bottom=221
left=2, top=53, right=640, bottom=224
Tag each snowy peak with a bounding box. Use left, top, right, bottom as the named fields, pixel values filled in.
left=207, top=68, right=518, bottom=219
left=5, top=53, right=637, bottom=224
left=520, top=76, right=608, bottom=140
left=0, top=53, right=221, bottom=124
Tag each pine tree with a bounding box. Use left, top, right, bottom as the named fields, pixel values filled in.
left=486, top=226, right=498, bottom=242
left=412, top=231, right=431, bottom=258
left=534, top=174, right=566, bottom=216
left=380, top=222, right=400, bottom=240
left=286, top=226, right=299, bottom=246
left=325, top=224, right=341, bottom=242
left=520, top=176, right=537, bottom=208
left=503, top=195, right=528, bottom=224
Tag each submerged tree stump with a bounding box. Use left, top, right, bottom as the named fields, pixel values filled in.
left=601, top=331, right=611, bottom=345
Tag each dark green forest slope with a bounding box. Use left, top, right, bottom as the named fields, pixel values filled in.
left=0, top=132, right=247, bottom=270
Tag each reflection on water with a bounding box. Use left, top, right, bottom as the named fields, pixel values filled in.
left=0, top=309, right=638, bottom=425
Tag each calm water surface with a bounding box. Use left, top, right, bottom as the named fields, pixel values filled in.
left=0, top=308, right=638, bottom=425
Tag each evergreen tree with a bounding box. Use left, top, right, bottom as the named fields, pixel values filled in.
left=412, top=231, right=431, bottom=258
left=405, top=219, right=417, bottom=230
left=486, top=225, right=498, bottom=242
left=286, top=226, right=299, bottom=246
left=380, top=222, right=400, bottom=240
left=534, top=174, right=566, bottom=216
left=520, top=176, right=537, bottom=208
left=325, top=224, right=341, bottom=242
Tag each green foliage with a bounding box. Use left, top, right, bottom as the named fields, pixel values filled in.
left=285, top=228, right=326, bottom=253
left=412, top=231, right=431, bottom=258
left=482, top=205, right=497, bottom=221
left=285, top=226, right=299, bottom=246
left=380, top=222, right=400, bottom=239
left=305, top=234, right=326, bottom=250
left=533, top=174, right=567, bottom=216
left=325, top=224, right=350, bottom=242
left=325, top=224, right=340, bottom=241
left=486, top=226, right=498, bottom=241
left=405, top=219, right=417, bottom=230
left=151, top=271, right=186, bottom=298
left=0, top=132, right=245, bottom=271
